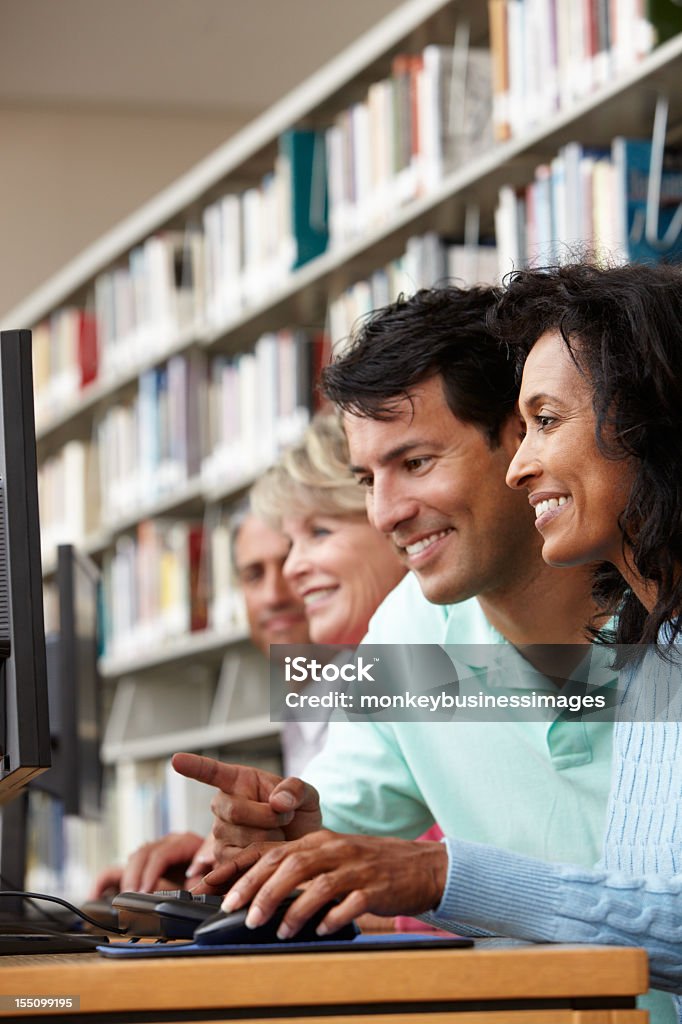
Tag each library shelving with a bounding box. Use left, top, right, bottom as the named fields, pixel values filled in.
left=5, top=0, right=682, bottom=886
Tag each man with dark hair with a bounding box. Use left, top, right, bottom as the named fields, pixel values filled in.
left=176, top=284, right=614, bottom=885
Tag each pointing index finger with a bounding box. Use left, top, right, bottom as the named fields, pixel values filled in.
left=172, top=752, right=240, bottom=790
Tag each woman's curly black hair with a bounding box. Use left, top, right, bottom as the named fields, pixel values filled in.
left=489, top=261, right=682, bottom=653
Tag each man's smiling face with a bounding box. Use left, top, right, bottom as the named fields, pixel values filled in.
left=344, top=375, right=540, bottom=605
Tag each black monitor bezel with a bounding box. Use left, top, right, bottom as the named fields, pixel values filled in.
left=0, top=328, right=50, bottom=802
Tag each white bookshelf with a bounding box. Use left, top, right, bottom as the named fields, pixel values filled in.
left=101, top=717, right=280, bottom=765
left=98, top=624, right=250, bottom=680
left=10, top=0, right=682, bottom=765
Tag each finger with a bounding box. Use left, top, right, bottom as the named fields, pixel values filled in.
left=186, top=834, right=215, bottom=879
left=139, top=835, right=203, bottom=893
left=196, top=861, right=241, bottom=893
left=211, top=821, right=285, bottom=849
left=212, top=791, right=293, bottom=830
left=219, top=846, right=293, bottom=918
left=188, top=834, right=215, bottom=868
left=316, top=889, right=371, bottom=936
left=269, top=777, right=319, bottom=815
left=172, top=752, right=242, bottom=791
left=274, top=873, right=346, bottom=939
left=202, top=845, right=272, bottom=898
left=89, top=865, right=123, bottom=899
left=121, top=845, right=154, bottom=893
left=185, top=857, right=212, bottom=880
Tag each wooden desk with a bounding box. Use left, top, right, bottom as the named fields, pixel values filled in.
left=0, top=942, right=648, bottom=1024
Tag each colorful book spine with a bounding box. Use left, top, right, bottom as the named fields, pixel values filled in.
left=495, top=135, right=682, bottom=272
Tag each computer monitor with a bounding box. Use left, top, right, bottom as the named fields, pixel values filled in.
left=36, top=545, right=102, bottom=818
left=0, top=544, right=102, bottom=901
left=0, top=329, right=50, bottom=802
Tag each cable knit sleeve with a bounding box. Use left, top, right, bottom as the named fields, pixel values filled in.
left=430, top=836, right=682, bottom=992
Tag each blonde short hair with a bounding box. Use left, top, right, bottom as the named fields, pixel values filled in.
left=251, top=413, right=366, bottom=525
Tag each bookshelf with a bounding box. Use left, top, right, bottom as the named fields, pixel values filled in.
left=5, top=0, right=682, bottom=886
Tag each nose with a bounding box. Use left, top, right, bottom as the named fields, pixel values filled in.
left=506, top=434, right=541, bottom=491
left=262, top=563, right=296, bottom=607
left=368, top=475, right=421, bottom=536
left=283, top=539, right=312, bottom=590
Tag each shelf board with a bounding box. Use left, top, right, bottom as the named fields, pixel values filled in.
left=101, top=714, right=280, bottom=763
left=40, top=468, right=258, bottom=579
left=91, top=475, right=205, bottom=552
left=98, top=625, right=250, bottom=678
left=35, top=322, right=201, bottom=455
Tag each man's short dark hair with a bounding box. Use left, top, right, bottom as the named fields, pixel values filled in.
left=321, top=285, right=517, bottom=445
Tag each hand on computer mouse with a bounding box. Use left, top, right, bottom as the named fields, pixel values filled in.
left=193, top=891, right=357, bottom=945
left=204, top=830, right=448, bottom=940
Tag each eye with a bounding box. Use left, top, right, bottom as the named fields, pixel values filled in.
left=239, top=567, right=264, bottom=586
left=405, top=456, right=431, bottom=472
left=311, top=525, right=332, bottom=538
left=355, top=475, right=373, bottom=490
left=534, top=415, right=556, bottom=431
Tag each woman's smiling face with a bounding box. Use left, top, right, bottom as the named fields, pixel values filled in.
left=281, top=513, right=405, bottom=646
left=506, top=330, right=635, bottom=575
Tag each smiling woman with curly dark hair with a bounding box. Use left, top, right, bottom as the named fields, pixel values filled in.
left=496, top=260, right=682, bottom=658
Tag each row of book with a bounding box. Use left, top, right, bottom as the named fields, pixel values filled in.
left=31, top=127, right=326, bottom=433
left=37, top=329, right=317, bottom=550
left=30, top=37, right=492, bottom=429
left=325, top=43, right=493, bottom=245
left=24, top=762, right=216, bottom=899
left=99, top=512, right=251, bottom=661
left=495, top=136, right=682, bottom=272
left=489, top=0, right=682, bottom=142
left=203, top=129, right=328, bottom=328
left=328, top=233, right=498, bottom=348
left=25, top=788, right=115, bottom=905
left=30, top=8, right=681, bottom=431
left=32, top=308, right=98, bottom=428
left=39, top=227, right=503, bottom=560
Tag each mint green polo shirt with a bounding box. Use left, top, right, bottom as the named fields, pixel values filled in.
left=305, top=572, right=614, bottom=868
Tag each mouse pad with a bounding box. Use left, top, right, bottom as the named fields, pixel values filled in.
left=97, top=933, right=474, bottom=958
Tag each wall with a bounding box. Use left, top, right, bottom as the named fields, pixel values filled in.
left=0, top=106, right=247, bottom=318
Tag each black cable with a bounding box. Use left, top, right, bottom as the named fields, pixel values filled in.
left=0, top=890, right=127, bottom=934
left=0, top=874, right=67, bottom=926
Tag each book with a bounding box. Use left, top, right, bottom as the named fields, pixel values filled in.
left=612, top=136, right=682, bottom=263
left=488, top=0, right=511, bottom=141
left=278, top=128, right=329, bottom=270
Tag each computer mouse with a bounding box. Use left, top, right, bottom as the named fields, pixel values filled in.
left=193, top=891, right=358, bottom=945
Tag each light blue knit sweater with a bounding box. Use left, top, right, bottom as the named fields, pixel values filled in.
left=430, top=640, right=682, bottom=1019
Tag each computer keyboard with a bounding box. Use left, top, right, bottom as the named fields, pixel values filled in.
left=0, top=922, right=108, bottom=955
left=113, top=890, right=223, bottom=939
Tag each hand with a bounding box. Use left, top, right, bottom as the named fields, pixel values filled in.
left=171, top=753, right=322, bottom=865
left=120, top=832, right=208, bottom=894
left=204, top=831, right=449, bottom=939
left=90, top=864, right=125, bottom=900
left=186, top=833, right=217, bottom=882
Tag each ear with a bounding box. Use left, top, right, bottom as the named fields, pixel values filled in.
left=497, top=409, right=525, bottom=460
